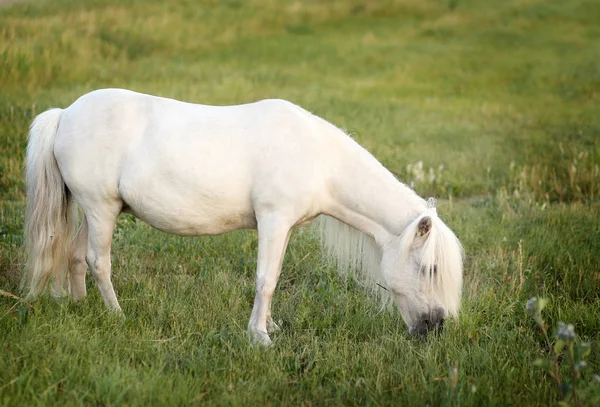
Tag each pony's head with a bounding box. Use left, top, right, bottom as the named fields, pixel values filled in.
left=381, top=205, right=463, bottom=336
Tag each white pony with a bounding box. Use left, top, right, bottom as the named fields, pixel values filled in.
left=24, top=89, right=463, bottom=345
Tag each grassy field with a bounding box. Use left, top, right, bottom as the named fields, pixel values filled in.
left=1, top=0, right=599, bottom=405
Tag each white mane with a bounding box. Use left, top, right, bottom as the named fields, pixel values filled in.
left=396, top=209, right=464, bottom=316
left=317, top=215, right=392, bottom=308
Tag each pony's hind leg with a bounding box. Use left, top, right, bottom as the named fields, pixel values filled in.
left=84, top=205, right=122, bottom=311
left=70, top=216, right=89, bottom=301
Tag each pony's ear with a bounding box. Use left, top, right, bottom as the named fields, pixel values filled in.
left=416, top=216, right=432, bottom=238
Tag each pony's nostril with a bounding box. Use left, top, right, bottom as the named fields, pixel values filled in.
left=411, top=309, right=447, bottom=337
left=435, top=318, right=445, bottom=332
left=411, top=319, right=429, bottom=337
left=430, top=307, right=446, bottom=326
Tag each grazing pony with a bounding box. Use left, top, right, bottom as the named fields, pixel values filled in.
left=24, top=89, right=463, bottom=345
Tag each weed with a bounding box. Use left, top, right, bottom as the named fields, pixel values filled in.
left=526, top=297, right=600, bottom=406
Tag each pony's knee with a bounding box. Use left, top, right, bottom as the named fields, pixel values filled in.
left=71, top=254, right=86, bottom=273
left=86, top=252, right=111, bottom=279
left=85, top=252, right=96, bottom=270
left=256, top=277, right=277, bottom=296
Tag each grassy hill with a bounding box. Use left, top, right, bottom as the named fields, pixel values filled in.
left=1, top=0, right=599, bottom=405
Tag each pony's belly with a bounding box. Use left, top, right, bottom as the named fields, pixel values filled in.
left=122, top=201, right=257, bottom=236
left=119, top=175, right=257, bottom=236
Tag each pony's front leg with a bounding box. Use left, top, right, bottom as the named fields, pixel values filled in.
left=248, top=214, right=291, bottom=346
left=266, top=231, right=290, bottom=335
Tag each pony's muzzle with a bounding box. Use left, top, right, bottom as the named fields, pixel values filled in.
left=411, top=307, right=445, bottom=337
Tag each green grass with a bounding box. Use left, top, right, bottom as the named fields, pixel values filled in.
left=1, top=0, right=599, bottom=405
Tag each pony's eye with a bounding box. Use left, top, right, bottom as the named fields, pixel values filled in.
left=421, top=265, right=438, bottom=275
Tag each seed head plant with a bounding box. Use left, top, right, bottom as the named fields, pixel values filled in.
left=526, top=297, right=599, bottom=406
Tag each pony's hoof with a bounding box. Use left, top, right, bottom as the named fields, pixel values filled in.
left=248, top=329, right=273, bottom=346
left=110, top=307, right=124, bottom=318
left=267, top=318, right=281, bottom=334
left=107, top=308, right=126, bottom=320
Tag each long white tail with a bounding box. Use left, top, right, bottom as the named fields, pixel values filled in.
left=23, top=108, right=76, bottom=299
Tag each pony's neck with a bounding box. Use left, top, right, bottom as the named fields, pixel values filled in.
left=324, top=136, right=426, bottom=246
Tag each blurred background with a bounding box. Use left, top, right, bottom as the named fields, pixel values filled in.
left=2, top=0, right=598, bottom=202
